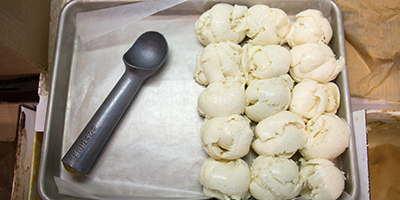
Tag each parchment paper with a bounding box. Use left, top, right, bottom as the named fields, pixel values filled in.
left=336, top=0, right=400, bottom=101
left=58, top=0, right=332, bottom=198
left=61, top=15, right=207, bottom=198
left=76, top=0, right=188, bottom=43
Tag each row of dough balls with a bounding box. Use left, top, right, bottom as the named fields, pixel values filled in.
left=194, top=42, right=345, bottom=88
left=195, top=3, right=332, bottom=47
left=195, top=40, right=345, bottom=123
left=200, top=156, right=346, bottom=200
left=195, top=48, right=350, bottom=199
left=195, top=3, right=349, bottom=200
left=198, top=101, right=350, bottom=200
left=197, top=69, right=343, bottom=124
left=198, top=80, right=350, bottom=161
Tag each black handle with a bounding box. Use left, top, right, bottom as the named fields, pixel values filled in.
left=62, top=69, right=147, bottom=175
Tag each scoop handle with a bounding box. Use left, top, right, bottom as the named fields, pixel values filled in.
left=62, top=69, right=147, bottom=175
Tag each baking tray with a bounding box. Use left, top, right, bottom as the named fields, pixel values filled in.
left=38, top=0, right=359, bottom=199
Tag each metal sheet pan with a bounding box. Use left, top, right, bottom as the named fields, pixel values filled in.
left=38, top=0, right=359, bottom=199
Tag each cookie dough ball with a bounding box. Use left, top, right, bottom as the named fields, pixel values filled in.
left=198, top=77, right=246, bottom=118
left=300, top=158, right=346, bottom=200
left=245, top=74, right=294, bottom=122
left=300, top=113, right=350, bottom=160
left=285, top=9, right=333, bottom=47
left=199, top=158, right=251, bottom=200
left=289, top=81, right=340, bottom=121
left=290, top=43, right=345, bottom=83
left=250, top=156, right=303, bottom=200
left=245, top=5, right=290, bottom=45
left=194, top=41, right=244, bottom=86
left=242, top=44, right=291, bottom=83
left=201, top=114, right=253, bottom=160
left=195, top=3, right=248, bottom=46
left=252, top=111, right=306, bottom=157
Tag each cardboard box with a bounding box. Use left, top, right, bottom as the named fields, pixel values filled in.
left=0, top=103, right=41, bottom=200
left=0, top=104, right=20, bottom=199
left=351, top=97, right=400, bottom=199
left=0, top=0, right=51, bottom=80
left=0, top=104, right=21, bottom=199
left=366, top=110, right=400, bottom=200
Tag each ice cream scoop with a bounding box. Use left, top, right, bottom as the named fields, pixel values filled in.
left=62, top=31, right=168, bottom=175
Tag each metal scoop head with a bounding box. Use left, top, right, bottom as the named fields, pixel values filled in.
left=123, top=31, right=168, bottom=71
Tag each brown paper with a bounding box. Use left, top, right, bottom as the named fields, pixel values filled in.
left=336, top=0, right=400, bottom=101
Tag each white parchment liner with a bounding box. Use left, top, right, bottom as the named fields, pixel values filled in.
left=61, top=15, right=207, bottom=198
left=76, top=0, right=188, bottom=43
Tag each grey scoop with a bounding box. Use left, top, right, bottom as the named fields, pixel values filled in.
left=62, top=31, right=168, bottom=175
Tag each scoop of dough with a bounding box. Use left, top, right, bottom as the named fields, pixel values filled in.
left=195, top=3, right=248, bottom=46
left=285, top=9, right=333, bottom=47
left=245, top=74, right=294, bottom=122
left=290, top=43, right=345, bottom=83
left=289, top=80, right=340, bottom=121
left=194, top=41, right=244, bottom=86
left=300, top=113, right=350, bottom=160
left=300, top=158, right=346, bottom=200
left=201, top=114, right=253, bottom=160
left=252, top=111, right=306, bottom=157
left=245, top=5, right=290, bottom=45
left=198, top=77, right=246, bottom=118
left=242, top=44, right=291, bottom=83
left=250, top=156, right=303, bottom=200
left=199, top=158, right=251, bottom=200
